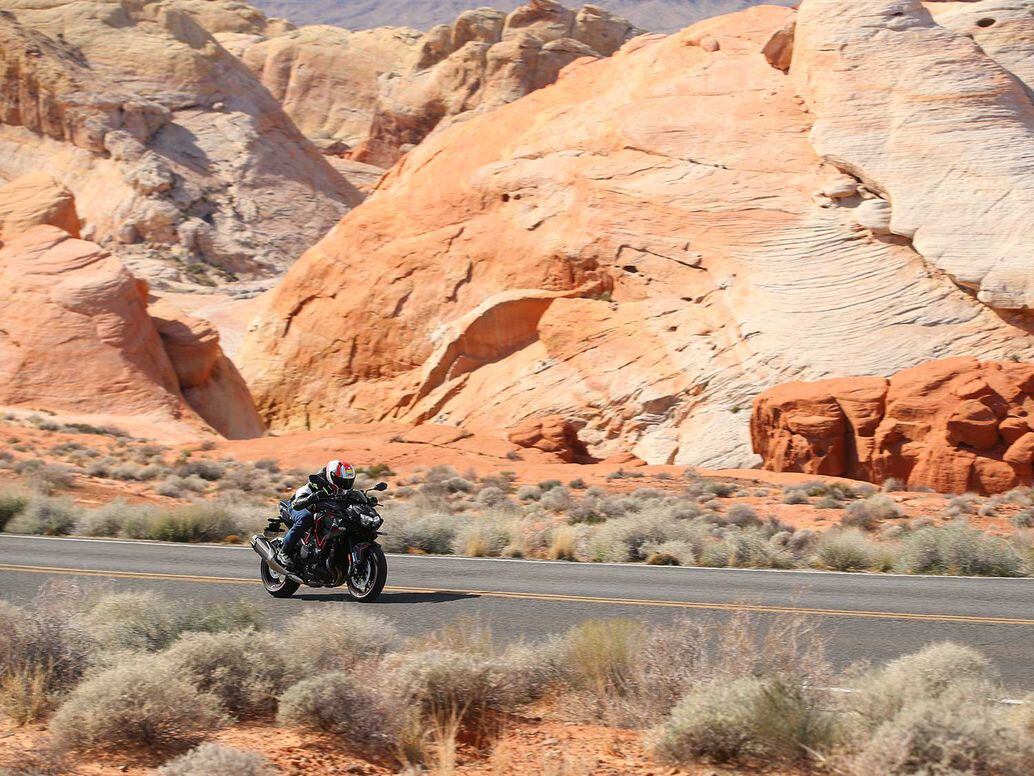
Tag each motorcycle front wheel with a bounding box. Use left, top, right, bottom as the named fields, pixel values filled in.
left=260, top=559, right=300, bottom=598
left=347, top=544, right=387, bottom=602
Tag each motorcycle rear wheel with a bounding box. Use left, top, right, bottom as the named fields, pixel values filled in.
left=260, top=559, right=300, bottom=598
left=347, top=545, right=387, bottom=602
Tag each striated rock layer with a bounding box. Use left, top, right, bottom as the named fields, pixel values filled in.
left=752, top=357, right=1034, bottom=495
left=0, top=0, right=360, bottom=284
left=354, top=0, right=642, bottom=166
left=793, top=0, right=1034, bottom=312
left=242, top=3, right=1034, bottom=467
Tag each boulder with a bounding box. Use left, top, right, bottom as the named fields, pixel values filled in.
left=0, top=173, right=80, bottom=241
left=508, top=415, right=592, bottom=462
left=242, top=5, right=1033, bottom=467
left=0, top=226, right=185, bottom=420
left=753, top=358, right=1034, bottom=494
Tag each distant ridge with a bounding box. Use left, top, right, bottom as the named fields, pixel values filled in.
left=250, top=0, right=793, bottom=33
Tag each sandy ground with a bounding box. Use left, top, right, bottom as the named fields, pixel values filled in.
left=0, top=716, right=800, bottom=776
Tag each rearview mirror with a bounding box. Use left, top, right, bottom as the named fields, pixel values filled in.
left=374, top=482, right=388, bottom=491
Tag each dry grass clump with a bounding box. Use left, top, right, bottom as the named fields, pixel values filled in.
left=49, top=658, right=225, bottom=751
left=815, top=529, right=881, bottom=571
left=157, top=743, right=276, bottom=776
left=0, top=598, right=92, bottom=723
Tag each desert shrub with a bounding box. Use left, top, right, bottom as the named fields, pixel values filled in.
left=568, top=478, right=588, bottom=490
left=725, top=504, right=761, bottom=528
left=644, top=540, right=694, bottom=566
left=848, top=642, right=1000, bottom=732
left=897, top=523, right=1024, bottom=576
left=76, top=500, right=153, bottom=537
left=452, top=519, right=511, bottom=557
left=161, top=631, right=288, bottom=719
left=516, top=484, right=542, bottom=502
left=539, top=486, right=573, bottom=512
left=109, top=462, right=158, bottom=482
left=14, top=461, right=74, bottom=494
left=157, top=743, right=276, bottom=776
left=124, top=503, right=241, bottom=543
left=50, top=657, right=225, bottom=750
left=284, top=608, right=397, bottom=673
left=842, top=500, right=878, bottom=530
left=278, top=671, right=391, bottom=747
left=882, top=477, right=905, bottom=492
left=782, top=487, right=809, bottom=505
left=79, top=592, right=260, bottom=652
left=0, top=488, right=28, bottom=530
left=0, top=600, right=93, bottom=723
left=380, top=512, right=457, bottom=554
left=814, top=529, right=876, bottom=571
left=652, top=674, right=835, bottom=766
left=177, top=459, right=226, bottom=481
left=475, top=486, right=507, bottom=507
left=944, top=492, right=982, bottom=518
left=814, top=495, right=844, bottom=510
left=1012, top=508, right=1034, bottom=528
left=703, top=481, right=735, bottom=498
left=384, top=649, right=511, bottom=730
left=4, top=496, right=80, bottom=536
left=851, top=685, right=1033, bottom=775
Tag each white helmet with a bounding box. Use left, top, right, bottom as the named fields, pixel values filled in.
left=325, top=460, right=356, bottom=491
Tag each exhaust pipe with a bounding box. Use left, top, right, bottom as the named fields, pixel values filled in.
left=251, top=535, right=303, bottom=585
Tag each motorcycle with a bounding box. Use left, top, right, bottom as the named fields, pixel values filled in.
left=250, top=482, right=389, bottom=602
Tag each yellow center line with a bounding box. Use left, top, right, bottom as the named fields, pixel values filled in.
left=1, top=562, right=1031, bottom=625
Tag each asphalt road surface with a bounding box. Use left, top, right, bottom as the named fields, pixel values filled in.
left=1, top=534, right=1032, bottom=690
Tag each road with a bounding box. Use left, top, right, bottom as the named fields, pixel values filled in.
left=1, top=534, right=1032, bottom=690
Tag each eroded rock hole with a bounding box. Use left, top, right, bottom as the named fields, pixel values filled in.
left=976, top=17, right=995, bottom=28
left=622, top=265, right=639, bottom=274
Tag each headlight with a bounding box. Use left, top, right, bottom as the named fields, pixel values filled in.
left=362, top=513, right=383, bottom=530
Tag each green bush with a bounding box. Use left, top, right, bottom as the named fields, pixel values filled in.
left=50, top=658, right=225, bottom=750
left=158, top=743, right=276, bottom=776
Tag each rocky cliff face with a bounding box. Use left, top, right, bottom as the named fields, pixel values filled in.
left=0, top=174, right=263, bottom=439
left=752, top=358, right=1034, bottom=495
left=241, top=2, right=1034, bottom=467
left=354, top=0, right=642, bottom=165
left=0, top=0, right=360, bottom=286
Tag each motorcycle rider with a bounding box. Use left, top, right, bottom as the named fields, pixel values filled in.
left=276, top=459, right=357, bottom=572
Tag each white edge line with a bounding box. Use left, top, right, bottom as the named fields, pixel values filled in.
left=0, top=533, right=1031, bottom=582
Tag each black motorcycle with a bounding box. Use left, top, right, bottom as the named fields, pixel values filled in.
left=250, top=482, right=389, bottom=602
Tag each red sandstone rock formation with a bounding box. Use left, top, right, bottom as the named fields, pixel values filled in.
left=752, top=357, right=1034, bottom=494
